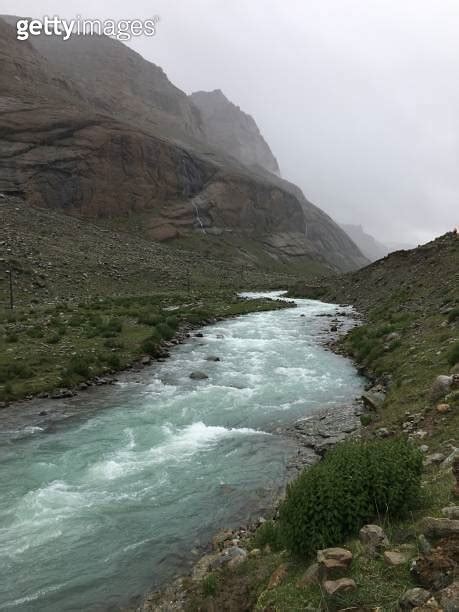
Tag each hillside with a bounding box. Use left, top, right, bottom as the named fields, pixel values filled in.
left=0, top=15, right=368, bottom=273
left=340, top=224, right=389, bottom=261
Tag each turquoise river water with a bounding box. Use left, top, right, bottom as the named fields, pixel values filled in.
left=0, top=293, right=364, bottom=611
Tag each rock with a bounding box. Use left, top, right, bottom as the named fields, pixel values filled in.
left=359, top=524, right=389, bottom=555
left=249, top=548, right=261, bottom=558
left=376, top=427, right=391, bottom=438
left=430, top=375, right=454, bottom=401
left=384, top=550, right=411, bottom=566
left=209, top=546, right=247, bottom=571
left=400, top=588, right=432, bottom=609
left=330, top=325, right=338, bottom=332
left=267, top=563, right=289, bottom=589
left=141, top=355, right=151, bottom=365
left=424, top=453, right=446, bottom=466
left=51, top=388, right=74, bottom=399
left=421, top=517, right=459, bottom=539
left=323, top=577, right=356, bottom=596
left=438, top=581, right=459, bottom=612
left=205, top=356, right=221, bottom=362
left=436, top=403, right=450, bottom=414
left=297, top=562, right=320, bottom=588
left=195, top=332, right=204, bottom=338
left=418, top=535, right=432, bottom=555
left=192, top=553, right=220, bottom=581
left=386, top=332, right=401, bottom=342
left=412, top=596, right=442, bottom=610
left=317, top=547, right=353, bottom=577
left=189, top=371, right=208, bottom=380
left=361, top=390, right=385, bottom=411
left=38, top=410, right=48, bottom=416
left=420, top=445, right=429, bottom=453
left=441, top=506, right=459, bottom=520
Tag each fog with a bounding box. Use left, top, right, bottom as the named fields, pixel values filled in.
left=5, top=0, right=459, bottom=244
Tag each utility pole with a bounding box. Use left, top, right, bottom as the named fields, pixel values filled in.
left=7, top=269, right=13, bottom=310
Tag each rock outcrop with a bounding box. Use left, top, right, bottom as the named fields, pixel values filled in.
left=190, top=89, right=280, bottom=174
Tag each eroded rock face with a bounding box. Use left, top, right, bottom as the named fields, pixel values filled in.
left=0, top=16, right=369, bottom=273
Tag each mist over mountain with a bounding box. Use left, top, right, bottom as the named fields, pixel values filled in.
left=0, top=15, right=368, bottom=273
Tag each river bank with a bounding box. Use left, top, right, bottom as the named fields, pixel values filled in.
left=0, top=293, right=365, bottom=612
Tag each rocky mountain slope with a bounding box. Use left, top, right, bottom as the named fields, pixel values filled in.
left=190, top=89, right=280, bottom=174
left=0, top=15, right=368, bottom=272
left=340, top=224, right=390, bottom=262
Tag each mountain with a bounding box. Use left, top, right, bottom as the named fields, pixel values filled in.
left=0, top=16, right=368, bottom=273
left=190, top=89, right=280, bottom=174
left=340, top=224, right=389, bottom=262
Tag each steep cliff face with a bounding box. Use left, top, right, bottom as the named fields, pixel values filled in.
left=190, top=89, right=280, bottom=174
left=0, top=16, right=368, bottom=272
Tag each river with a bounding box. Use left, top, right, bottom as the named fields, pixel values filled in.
left=0, top=293, right=364, bottom=611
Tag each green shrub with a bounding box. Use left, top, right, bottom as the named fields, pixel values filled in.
left=46, top=334, right=61, bottom=344
left=360, top=413, right=373, bottom=426
left=137, top=313, right=162, bottom=326
left=166, top=315, right=179, bottom=329
left=448, top=341, right=459, bottom=366
left=201, top=573, right=218, bottom=597
left=64, top=355, right=93, bottom=379
left=0, top=362, right=33, bottom=382
left=447, top=307, right=459, bottom=323
left=26, top=326, right=44, bottom=339
left=252, top=520, right=283, bottom=552
left=156, top=322, right=174, bottom=340
left=279, top=438, right=423, bottom=558
left=141, top=330, right=162, bottom=355
left=5, top=333, right=18, bottom=343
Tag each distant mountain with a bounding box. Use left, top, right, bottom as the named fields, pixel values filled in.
left=340, top=224, right=389, bottom=262
left=190, top=89, right=280, bottom=174
left=385, top=241, right=417, bottom=252
left=0, top=15, right=368, bottom=272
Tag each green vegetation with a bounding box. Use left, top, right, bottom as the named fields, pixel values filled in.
left=279, top=439, right=422, bottom=558
left=0, top=291, right=293, bottom=402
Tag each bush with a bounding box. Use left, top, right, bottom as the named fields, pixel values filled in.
left=360, top=413, right=373, bottom=427
left=156, top=322, right=174, bottom=340
left=448, top=341, right=459, bottom=366
left=5, top=333, right=18, bottom=343
left=447, top=307, right=459, bottom=323
left=137, top=313, right=162, bottom=326
left=141, top=330, right=162, bottom=355
left=252, top=520, right=284, bottom=552
left=279, top=438, right=423, bottom=558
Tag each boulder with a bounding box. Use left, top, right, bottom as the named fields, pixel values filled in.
left=412, top=596, right=441, bottom=610
left=424, top=453, right=446, bottom=466
left=189, top=371, right=208, bottom=380
left=400, top=588, right=432, bottom=609
left=209, top=546, right=247, bottom=571
left=359, top=524, right=389, bottom=556
left=361, top=390, right=385, bottom=411
left=205, top=355, right=221, bottom=362
left=317, top=547, right=353, bottom=578
left=441, top=506, right=459, bottom=520
left=383, top=550, right=411, bottom=566
left=323, top=577, right=356, bottom=596
left=436, top=403, right=450, bottom=414
left=212, top=529, right=233, bottom=551
left=421, top=517, right=459, bottom=539
left=430, top=375, right=453, bottom=401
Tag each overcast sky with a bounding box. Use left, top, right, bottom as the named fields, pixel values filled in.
left=5, top=0, right=459, bottom=244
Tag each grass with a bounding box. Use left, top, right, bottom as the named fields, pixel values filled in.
left=0, top=291, right=293, bottom=402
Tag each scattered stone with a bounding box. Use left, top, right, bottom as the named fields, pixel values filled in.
left=436, top=403, right=450, bottom=414
left=141, top=356, right=151, bottom=365
left=191, top=553, right=220, bottom=581
left=412, top=596, right=442, bottom=610
left=323, top=577, right=356, bottom=596
left=195, top=332, right=204, bottom=338
left=384, top=550, right=411, bottom=566
left=212, top=529, right=233, bottom=551
left=38, top=410, right=48, bottom=416
left=420, top=445, right=429, bottom=453
left=400, top=587, right=432, bottom=609
left=376, top=427, right=391, bottom=438
left=297, top=562, right=320, bottom=588
left=330, top=325, right=338, bottom=332
left=267, top=563, right=289, bottom=589
left=189, top=371, right=208, bottom=380
left=209, top=546, right=247, bottom=571
left=205, top=356, right=221, bottom=362
left=51, top=388, right=74, bottom=399
left=411, top=551, right=455, bottom=591
left=421, top=517, right=459, bottom=539
left=359, top=524, right=389, bottom=556
left=441, top=506, right=459, bottom=520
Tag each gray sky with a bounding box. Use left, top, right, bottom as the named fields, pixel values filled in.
left=5, top=0, right=459, bottom=244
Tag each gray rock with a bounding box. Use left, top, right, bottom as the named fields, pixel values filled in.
left=424, top=452, right=446, bottom=466
left=430, top=375, right=454, bottom=401
left=421, top=517, right=459, bottom=538
left=189, top=371, right=208, bottom=380
left=361, top=390, right=385, bottom=410
left=205, top=355, right=221, bottom=362
left=209, top=546, right=247, bottom=570
left=441, top=506, right=459, bottom=520
left=323, top=577, right=356, bottom=596
left=400, top=587, right=432, bottom=609
left=359, top=524, right=389, bottom=555
left=438, top=581, right=459, bottom=612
